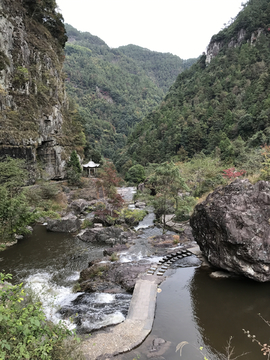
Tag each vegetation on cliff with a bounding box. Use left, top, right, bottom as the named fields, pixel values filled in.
left=0, top=1, right=85, bottom=179
left=118, top=0, right=270, bottom=171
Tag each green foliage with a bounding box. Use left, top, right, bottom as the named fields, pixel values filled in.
left=0, top=157, right=38, bottom=243
left=81, top=219, right=93, bottom=229
left=120, top=0, right=270, bottom=169
left=23, top=0, right=67, bottom=47
left=120, top=208, right=148, bottom=224
left=110, top=252, right=119, bottom=262
left=180, top=155, right=227, bottom=197
left=260, top=144, right=270, bottom=180
left=125, top=164, right=145, bottom=184
left=65, top=151, right=82, bottom=185
left=118, top=44, right=197, bottom=93
left=148, top=162, right=189, bottom=230
left=174, top=196, right=197, bottom=221
left=64, top=24, right=195, bottom=161
left=0, top=273, right=83, bottom=360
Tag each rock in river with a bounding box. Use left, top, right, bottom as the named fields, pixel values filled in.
left=47, top=213, right=81, bottom=233
left=79, top=260, right=152, bottom=293
left=77, top=226, right=133, bottom=245
left=190, top=179, right=270, bottom=282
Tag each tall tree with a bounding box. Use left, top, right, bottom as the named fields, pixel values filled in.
left=148, top=162, right=189, bottom=231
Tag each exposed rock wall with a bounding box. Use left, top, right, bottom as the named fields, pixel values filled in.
left=0, top=0, right=83, bottom=179
left=206, top=28, right=263, bottom=64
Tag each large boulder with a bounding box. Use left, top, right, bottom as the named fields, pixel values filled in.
left=68, top=199, right=91, bottom=215
left=190, top=179, right=270, bottom=282
left=47, top=214, right=80, bottom=233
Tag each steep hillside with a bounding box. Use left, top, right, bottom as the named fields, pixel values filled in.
left=118, top=44, right=197, bottom=93
left=119, top=0, right=270, bottom=170
left=63, top=24, right=195, bottom=160
left=0, top=0, right=85, bottom=180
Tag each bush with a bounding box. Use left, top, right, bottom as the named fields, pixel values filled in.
left=125, top=164, right=145, bottom=184
left=0, top=273, right=84, bottom=360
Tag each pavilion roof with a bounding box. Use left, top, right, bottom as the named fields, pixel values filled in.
left=82, top=160, right=100, bottom=168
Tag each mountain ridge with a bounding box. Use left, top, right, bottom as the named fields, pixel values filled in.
left=117, top=0, right=270, bottom=171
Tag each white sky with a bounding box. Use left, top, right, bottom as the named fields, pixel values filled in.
left=56, top=0, right=247, bottom=59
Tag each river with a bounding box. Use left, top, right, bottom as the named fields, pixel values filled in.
left=1, top=188, right=270, bottom=359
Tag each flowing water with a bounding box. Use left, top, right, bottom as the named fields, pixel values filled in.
left=1, top=187, right=270, bottom=359
left=0, top=225, right=132, bottom=332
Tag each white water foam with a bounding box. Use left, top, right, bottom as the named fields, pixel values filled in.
left=119, top=251, right=163, bottom=264
left=119, top=251, right=144, bottom=263
left=65, top=271, right=80, bottom=281
left=24, top=272, right=82, bottom=330
left=95, top=293, right=115, bottom=303
left=81, top=311, right=125, bottom=331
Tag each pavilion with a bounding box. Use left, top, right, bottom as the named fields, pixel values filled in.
left=82, top=160, right=100, bottom=177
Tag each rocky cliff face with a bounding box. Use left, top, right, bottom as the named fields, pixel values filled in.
left=206, top=28, right=263, bottom=64
left=0, top=0, right=84, bottom=180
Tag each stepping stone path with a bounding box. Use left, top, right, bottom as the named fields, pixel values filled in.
left=146, top=249, right=193, bottom=276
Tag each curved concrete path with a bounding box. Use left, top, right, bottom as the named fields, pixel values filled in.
left=81, top=246, right=200, bottom=359
left=81, top=275, right=160, bottom=360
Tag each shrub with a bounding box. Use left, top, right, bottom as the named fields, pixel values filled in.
left=0, top=273, right=84, bottom=360
left=125, top=164, right=145, bottom=184
left=81, top=219, right=93, bottom=229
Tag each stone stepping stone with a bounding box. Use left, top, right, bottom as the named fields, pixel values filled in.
left=147, top=270, right=155, bottom=275
left=176, top=251, right=182, bottom=255
left=161, top=266, right=168, bottom=270
left=157, top=272, right=164, bottom=276
left=177, top=255, right=183, bottom=259
left=171, top=253, right=177, bottom=257
left=186, top=251, right=192, bottom=256
left=158, top=268, right=166, bottom=273
left=149, top=267, right=157, bottom=271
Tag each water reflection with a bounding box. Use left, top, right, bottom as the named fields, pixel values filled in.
left=189, top=268, right=270, bottom=359
left=117, top=265, right=270, bottom=360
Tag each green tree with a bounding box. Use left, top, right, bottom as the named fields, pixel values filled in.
left=0, top=157, right=35, bottom=243
left=148, top=162, right=189, bottom=232
left=65, top=151, right=82, bottom=185
left=125, top=164, right=145, bottom=184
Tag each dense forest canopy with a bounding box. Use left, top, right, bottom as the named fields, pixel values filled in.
left=117, top=0, right=270, bottom=171
left=63, top=24, right=196, bottom=160
left=118, top=44, right=197, bottom=93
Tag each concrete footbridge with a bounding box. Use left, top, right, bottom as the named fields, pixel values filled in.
left=81, top=247, right=199, bottom=359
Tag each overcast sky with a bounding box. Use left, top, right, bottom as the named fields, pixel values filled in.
left=56, top=0, right=247, bottom=59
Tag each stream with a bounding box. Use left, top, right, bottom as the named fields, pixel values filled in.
left=1, top=187, right=270, bottom=359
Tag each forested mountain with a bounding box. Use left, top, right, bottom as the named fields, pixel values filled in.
left=118, top=44, right=197, bottom=93
left=63, top=24, right=196, bottom=160
left=117, top=0, right=270, bottom=171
